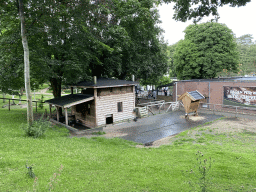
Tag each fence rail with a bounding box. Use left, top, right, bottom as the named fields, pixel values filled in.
left=0, top=98, right=45, bottom=112
left=136, top=100, right=180, bottom=116
left=197, top=102, right=256, bottom=116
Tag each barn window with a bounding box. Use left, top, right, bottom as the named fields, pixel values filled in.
left=117, top=102, right=123, bottom=112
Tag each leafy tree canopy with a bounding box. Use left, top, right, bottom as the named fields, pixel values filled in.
left=0, top=0, right=252, bottom=97
left=0, top=0, right=168, bottom=98
left=173, top=22, right=239, bottom=80
left=236, top=34, right=256, bottom=75
left=162, top=0, right=251, bottom=22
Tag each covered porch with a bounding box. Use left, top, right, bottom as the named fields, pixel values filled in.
left=45, top=94, right=94, bottom=129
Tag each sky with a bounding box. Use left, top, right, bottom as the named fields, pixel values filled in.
left=157, top=1, right=256, bottom=45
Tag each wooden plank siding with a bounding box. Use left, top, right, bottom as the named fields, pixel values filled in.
left=71, top=100, right=96, bottom=128
left=71, top=85, right=135, bottom=128
left=96, top=91, right=135, bottom=126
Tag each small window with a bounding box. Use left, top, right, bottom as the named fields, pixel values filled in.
left=117, top=102, right=123, bottom=112
left=87, top=104, right=91, bottom=115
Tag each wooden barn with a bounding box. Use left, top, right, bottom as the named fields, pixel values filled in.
left=45, top=77, right=138, bottom=128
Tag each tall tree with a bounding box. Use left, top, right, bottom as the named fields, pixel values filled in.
left=173, top=22, right=239, bottom=80
left=18, top=0, right=33, bottom=125
left=0, top=0, right=252, bottom=101
left=1, top=0, right=169, bottom=97
left=236, top=34, right=256, bottom=75
left=166, top=42, right=179, bottom=77
left=163, top=0, right=251, bottom=22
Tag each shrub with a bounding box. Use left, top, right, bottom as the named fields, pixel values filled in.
left=187, top=151, right=214, bottom=192
left=20, top=114, right=50, bottom=138
left=92, top=131, right=106, bottom=135
left=25, top=161, right=35, bottom=178
left=38, top=95, right=44, bottom=109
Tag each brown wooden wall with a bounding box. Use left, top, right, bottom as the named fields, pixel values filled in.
left=71, top=85, right=135, bottom=128
left=97, top=86, right=133, bottom=97
left=96, top=87, right=135, bottom=126
left=71, top=100, right=96, bottom=128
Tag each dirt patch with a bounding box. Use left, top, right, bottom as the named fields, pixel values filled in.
left=137, top=117, right=256, bottom=148
left=180, top=115, right=205, bottom=121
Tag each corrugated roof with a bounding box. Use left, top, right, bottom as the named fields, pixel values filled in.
left=73, top=77, right=138, bottom=88
left=188, top=91, right=205, bottom=100
left=45, top=94, right=94, bottom=108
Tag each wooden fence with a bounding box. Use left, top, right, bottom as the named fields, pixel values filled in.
left=137, top=100, right=180, bottom=116
left=0, top=98, right=45, bottom=112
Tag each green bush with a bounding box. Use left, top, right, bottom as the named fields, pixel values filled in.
left=38, top=95, right=44, bottom=109
left=20, top=115, right=50, bottom=138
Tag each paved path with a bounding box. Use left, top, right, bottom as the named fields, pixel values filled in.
left=104, top=111, right=223, bottom=144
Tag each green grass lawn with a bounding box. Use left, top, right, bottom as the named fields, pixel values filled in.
left=0, top=105, right=256, bottom=191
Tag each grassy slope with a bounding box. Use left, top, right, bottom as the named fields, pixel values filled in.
left=0, top=104, right=256, bottom=191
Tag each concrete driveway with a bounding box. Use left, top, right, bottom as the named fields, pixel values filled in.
left=103, top=111, right=223, bottom=144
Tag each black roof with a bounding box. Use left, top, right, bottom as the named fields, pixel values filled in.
left=157, top=82, right=175, bottom=88
left=73, top=77, right=138, bottom=88
left=45, top=94, right=94, bottom=108
left=188, top=91, right=205, bottom=100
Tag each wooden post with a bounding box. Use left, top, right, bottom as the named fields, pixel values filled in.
left=3, top=93, right=5, bottom=103
left=94, top=88, right=98, bottom=127
left=71, top=87, right=73, bottom=95
left=49, top=104, right=52, bottom=118
left=65, top=108, right=68, bottom=125
left=35, top=101, right=37, bottom=112
left=9, top=99, right=10, bottom=111
left=94, top=76, right=97, bottom=84
left=133, top=86, right=135, bottom=109
left=56, top=106, right=59, bottom=121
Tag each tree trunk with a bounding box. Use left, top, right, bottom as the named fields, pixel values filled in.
left=50, top=77, right=63, bottom=116
left=19, top=0, right=33, bottom=125
left=3, top=93, right=5, bottom=103
left=50, top=77, right=62, bottom=98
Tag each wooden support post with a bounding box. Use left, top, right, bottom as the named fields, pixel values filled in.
left=36, top=101, right=37, bottom=112
left=3, top=93, right=6, bottom=103
left=71, top=87, right=73, bottom=95
left=56, top=106, right=59, bottom=121
left=49, top=105, right=52, bottom=118
left=133, top=85, right=136, bottom=109
left=65, top=108, right=68, bottom=125
left=94, top=88, right=98, bottom=127
left=9, top=99, right=10, bottom=111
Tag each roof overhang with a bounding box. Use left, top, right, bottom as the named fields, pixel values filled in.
left=74, top=84, right=137, bottom=89
left=45, top=94, right=94, bottom=108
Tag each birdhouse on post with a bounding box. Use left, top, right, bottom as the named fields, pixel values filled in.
left=178, top=90, right=205, bottom=119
